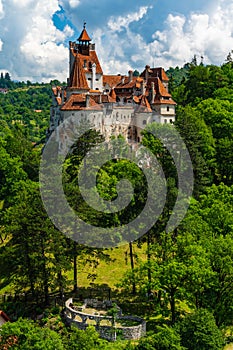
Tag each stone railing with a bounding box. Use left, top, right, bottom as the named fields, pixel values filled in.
left=64, top=298, right=146, bottom=341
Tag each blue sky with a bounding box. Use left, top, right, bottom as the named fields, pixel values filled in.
left=0, top=0, right=232, bottom=82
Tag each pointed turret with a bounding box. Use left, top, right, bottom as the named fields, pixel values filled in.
left=78, top=22, right=91, bottom=43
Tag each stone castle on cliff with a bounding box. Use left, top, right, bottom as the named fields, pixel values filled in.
left=48, top=24, right=176, bottom=144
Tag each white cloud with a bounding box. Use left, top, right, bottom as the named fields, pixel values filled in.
left=91, top=1, right=233, bottom=75
left=0, top=0, right=233, bottom=81
left=0, top=0, right=72, bottom=81
left=0, top=0, right=4, bottom=19
left=67, top=0, right=80, bottom=8
left=150, top=2, right=233, bottom=68
left=108, top=6, right=150, bottom=32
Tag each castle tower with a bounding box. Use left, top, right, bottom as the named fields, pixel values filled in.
left=68, top=23, right=103, bottom=94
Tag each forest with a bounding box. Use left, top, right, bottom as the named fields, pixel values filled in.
left=0, top=54, right=233, bottom=349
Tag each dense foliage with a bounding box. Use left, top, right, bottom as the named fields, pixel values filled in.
left=0, top=56, right=233, bottom=349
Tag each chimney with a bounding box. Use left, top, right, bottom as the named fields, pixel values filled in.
left=151, top=82, right=155, bottom=103
left=86, top=94, right=90, bottom=107
left=61, top=87, right=65, bottom=104
left=128, top=70, right=133, bottom=82
left=141, top=80, right=146, bottom=95
left=121, top=76, right=125, bottom=84
left=145, top=65, right=150, bottom=82
left=92, top=63, right=96, bottom=90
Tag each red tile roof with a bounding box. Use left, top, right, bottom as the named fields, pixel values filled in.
left=109, top=88, right=116, bottom=100
left=78, top=28, right=91, bottom=42
left=153, top=99, right=176, bottom=105
left=141, top=66, right=169, bottom=81
left=115, top=76, right=143, bottom=89
left=61, top=94, right=102, bottom=110
left=135, top=95, right=152, bottom=113
left=77, top=51, right=103, bottom=75
left=103, top=75, right=124, bottom=88
left=153, top=77, right=171, bottom=97
left=70, top=56, right=90, bottom=90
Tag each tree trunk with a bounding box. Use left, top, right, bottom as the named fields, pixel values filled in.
left=73, top=241, right=78, bottom=293
left=129, top=241, right=136, bottom=295
left=147, top=232, right=152, bottom=296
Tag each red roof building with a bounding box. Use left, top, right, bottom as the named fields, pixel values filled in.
left=48, top=24, right=176, bottom=144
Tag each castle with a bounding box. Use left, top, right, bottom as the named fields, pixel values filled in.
left=48, top=24, right=176, bottom=144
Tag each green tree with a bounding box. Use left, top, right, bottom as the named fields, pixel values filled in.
left=0, top=318, right=64, bottom=350
left=64, top=325, right=106, bottom=350
left=178, top=309, right=224, bottom=350
left=135, top=326, right=184, bottom=350
left=181, top=184, right=233, bottom=325
left=175, top=105, right=215, bottom=196
left=1, top=181, right=71, bottom=302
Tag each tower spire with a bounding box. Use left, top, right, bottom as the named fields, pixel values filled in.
left=77, top=22, right=91, bottom=42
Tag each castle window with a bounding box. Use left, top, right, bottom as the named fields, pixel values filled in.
left=167, top=106, right=169, bottom=111
left=164, top=119, right=167, bottom=124
left=95, top=78, right=99, bottom=81
left=143, top=120, right=147, bottom=125
left=170, top=119, right=173, bottom=123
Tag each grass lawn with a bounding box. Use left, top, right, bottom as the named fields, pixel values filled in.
left=0, top=242, right=147, bottom=296
left=68, top=242, right=146, bottom=290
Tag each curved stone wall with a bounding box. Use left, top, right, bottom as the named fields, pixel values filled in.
left=64, top=298, right=146, bottom=341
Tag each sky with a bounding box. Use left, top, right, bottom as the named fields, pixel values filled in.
left=0, top=0, right=233, bottom=82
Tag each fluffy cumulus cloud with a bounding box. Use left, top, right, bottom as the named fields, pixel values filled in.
left=149, top=0, right=233, bottom=68
left=0, top=0, right=232, bottom=81
left=94, top=0, right=233, bottom=73
left=0, top=0, right=73, bottom=81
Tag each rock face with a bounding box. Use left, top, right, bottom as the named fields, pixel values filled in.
left=64, top=298, right=146, bottom=341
